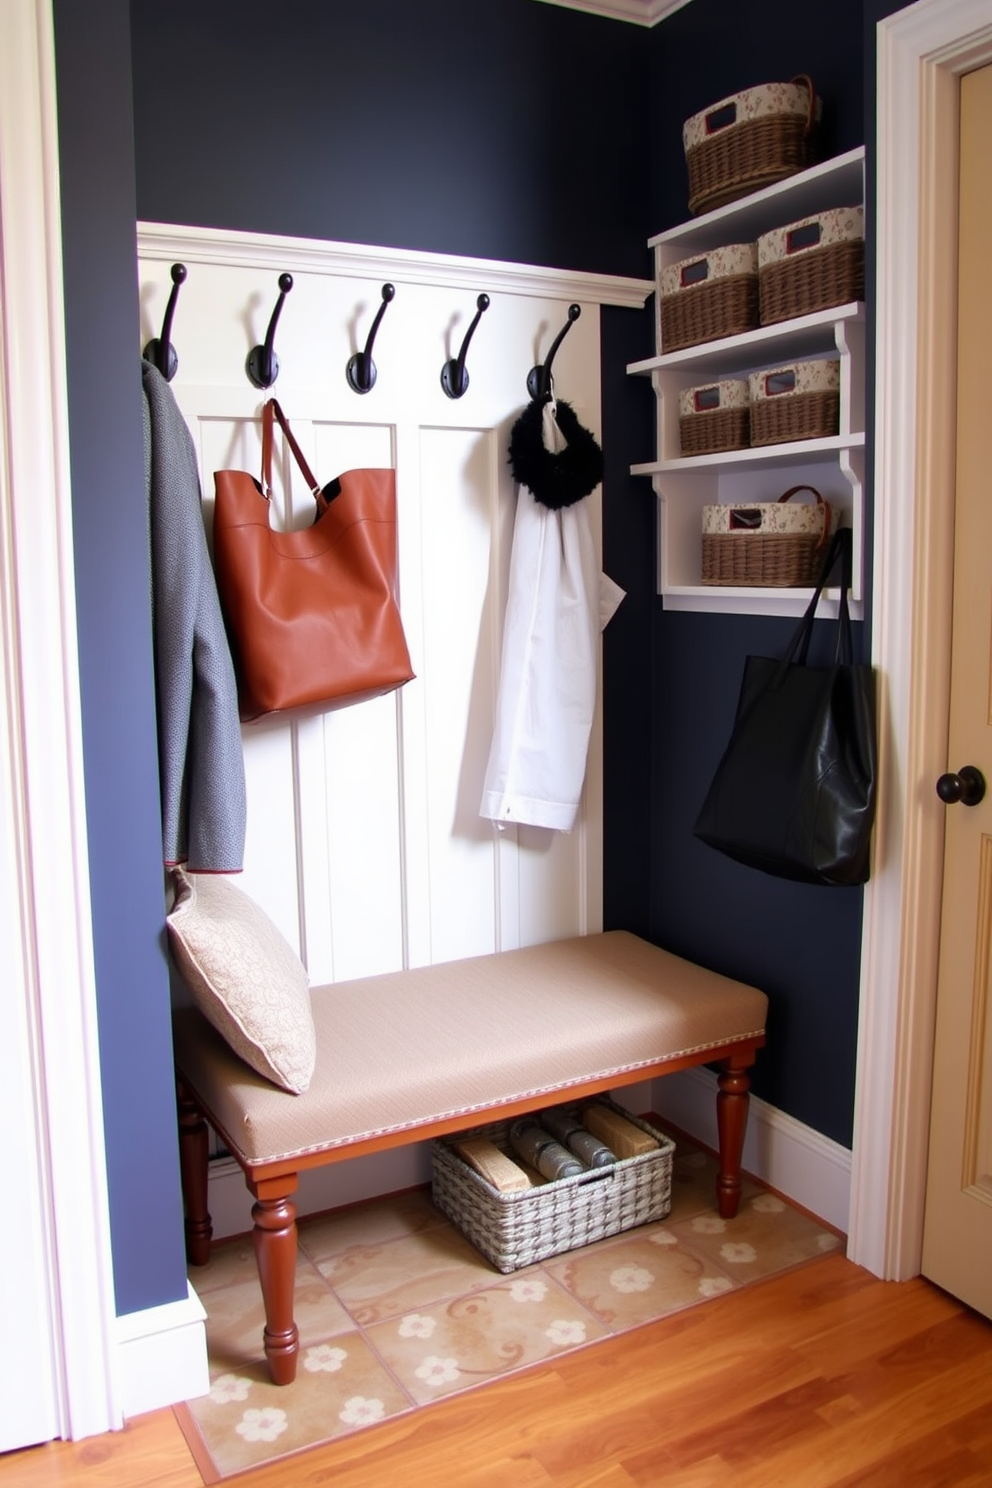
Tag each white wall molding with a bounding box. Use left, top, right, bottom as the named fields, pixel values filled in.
left=534, top=0, right=693, bottom=25
left=115, top=1286, right=209, bottom=1421
left=849, top=0, right=992, bottom=1282
left=651, top=1069, right=852, bottom=1235
left=0, top=0, right=120, bottom=1444
left=137, top=223, right=653, bottom=310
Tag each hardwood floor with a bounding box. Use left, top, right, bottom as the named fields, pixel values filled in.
left=4, top=1253, right=991, bottom=1487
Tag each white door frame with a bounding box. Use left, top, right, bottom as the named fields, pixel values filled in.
left=849, top=0, right=992, bottom=1279
left=0, top=0, right=120, bottom=1441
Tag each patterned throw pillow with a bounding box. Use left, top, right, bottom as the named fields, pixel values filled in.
left=166, top=867, right=315, bottom=1093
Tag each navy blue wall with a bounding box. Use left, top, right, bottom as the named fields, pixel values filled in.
left=52, top=0, right=189, bottom=1315
left=129, top=0, right=652, bottom=279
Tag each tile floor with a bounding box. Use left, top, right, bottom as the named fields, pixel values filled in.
left=179, top=1130, right=843, bottom=1481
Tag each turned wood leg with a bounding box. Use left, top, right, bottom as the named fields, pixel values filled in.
left=249, top=1177, right=300, bottom=1385
left=715, top=1057, right=752, bottom=1219
left=177, top=1081, right=212, bottom=1265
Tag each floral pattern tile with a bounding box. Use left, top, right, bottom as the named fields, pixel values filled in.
left=666, top=1191, right=843, bottom=1284
left=666, top=1142, right=761, bottom=1224
left=544, top=1226, right=737, bottom=1329
left=365, top=1273, right=610, bottom=1406
left=188, top=1233, right=265, bottom=1295
left=298, top=1189, right=446, bottom=1265
left=184, top=1331, right=410, bottom=1478
left=179, top=1127, right=845, bottom=1480
left=316, top=1220, right=499, bottom=1325
left=203, top=1256, right=355, bottom=1372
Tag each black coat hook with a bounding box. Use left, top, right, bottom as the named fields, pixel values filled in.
left=346, top=283, right=395, bottom=394
left=441, top=293, right=490, bottom=399
left=246, top=273, right=294, bottom=389
left=143, top=263, right=187, bottom=382
left=527, top=304, right=582, bottom=401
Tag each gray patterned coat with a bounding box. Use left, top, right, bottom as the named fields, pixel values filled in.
left=142, top=360, right=246, bottom=871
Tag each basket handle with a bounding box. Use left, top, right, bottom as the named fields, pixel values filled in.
left=778, top=483, right=832, bottom=548
left=790, top=74, right=817, bottom=135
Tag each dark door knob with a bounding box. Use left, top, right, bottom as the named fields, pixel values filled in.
left=936, top=765, right=987, bottom=806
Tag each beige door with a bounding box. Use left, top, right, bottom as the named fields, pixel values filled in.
left=921, top=62, right=992, bottom=1320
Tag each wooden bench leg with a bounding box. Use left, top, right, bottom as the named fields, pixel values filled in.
left=715, top=1054, right=752, bottom=1219
left=177, top=1080, right=212, bottom=1266
left=249, top=1176, right=300, bottom=1385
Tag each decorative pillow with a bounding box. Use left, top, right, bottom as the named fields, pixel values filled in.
left=166, top=867, right=316, bottom=1094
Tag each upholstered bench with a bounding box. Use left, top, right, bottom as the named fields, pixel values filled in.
left=172, top=929, right=767, bottom=1385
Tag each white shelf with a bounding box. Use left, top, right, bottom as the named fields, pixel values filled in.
left=659, top=585, right=850, bottom=618
left=630, top=150, right=867, bottom=618
left=647, top=147, right=865, bottom=255
left=628, top=303, right=864, bottom=379
left=633, top=431, right=865, bottom=478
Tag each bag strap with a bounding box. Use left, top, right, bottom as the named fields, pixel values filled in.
left=261, top=398, right=322, bottom=503
left=777, top=526, right=854, bottom=678
left=790, top=74, right=817, bottom=136
left=778, top=484, right=833, bottom=551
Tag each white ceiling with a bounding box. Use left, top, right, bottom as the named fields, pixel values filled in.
left=533, top=0, right=694, bottom=25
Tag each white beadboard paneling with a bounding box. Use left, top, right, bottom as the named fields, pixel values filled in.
left=140, top=228, right=629, bottom=1001
left=239, top=720, right=303, bottom=950
left=419, top=425, right=503, bottom=964
left=322, top=695, right=406, bottom=982
left=292, top=715, right=335, bottom=980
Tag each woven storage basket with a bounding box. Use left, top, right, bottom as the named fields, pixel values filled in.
left=701, top=484, right=836, bottom=587
left=431, top=1101, right=674, bottom=1272
left=758, top=206, right=864, bottom=326
left=748, top=359, right=839, bottom=446
left=679, top=378, right=750, bottom=456
left=659, top=243, right=758, bottom=353
left=683, top=76, right=820, bottom=217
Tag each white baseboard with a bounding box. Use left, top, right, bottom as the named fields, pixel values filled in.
left=650, top=1068, right=852, bottom=1236
left=115, top=1283, right=209, bottom=1419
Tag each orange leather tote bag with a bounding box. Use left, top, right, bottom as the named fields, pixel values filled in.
left=212, top=399, right=414, bottom=722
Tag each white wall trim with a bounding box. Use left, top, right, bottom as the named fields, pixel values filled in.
left=849, top=0, right=992, bottom=1280
left=0, top=0, right=120, bottom=1442
left=651, top=1069, right=852, bottom=1236
left=137, top=222, right=653, bottom=310
left=533, top=0, right=693, bottom=25
left=115, top=1286, right=209, bottom=1421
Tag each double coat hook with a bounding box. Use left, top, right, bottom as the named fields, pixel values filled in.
left=247, top=273, right=294, bottom=389
left=441, top=293, right=490, bottom=399
left=347, top=283, right=395, bottom=393
left=527, top=303, right=582, bottom=401
left=143, top=262, right=187, bottom=382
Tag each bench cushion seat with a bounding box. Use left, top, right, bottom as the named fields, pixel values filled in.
left=172, top=930, right=767, bottom=1168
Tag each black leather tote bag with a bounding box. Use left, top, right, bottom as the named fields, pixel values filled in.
left=692, top=527, right=877, bottom=886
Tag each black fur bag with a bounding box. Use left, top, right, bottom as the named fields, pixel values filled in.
left=507, top=398, right=603, bottom=511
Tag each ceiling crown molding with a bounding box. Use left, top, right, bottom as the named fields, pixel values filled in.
left=533, top=0, right=694, bottom=25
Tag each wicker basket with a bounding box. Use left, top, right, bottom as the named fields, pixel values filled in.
left=679, top=378, right=750, bottom=456
left=758, top=206, right=864, bottom=326
left=431, top=1101, right=674, bottom=1272
left=659, top=243, right=758, bottom=353
left=701, top=485, right=836, bottom=587
left=748, top=359, right=839, bottom=446
left=683, top=76, right=820, bottom=217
